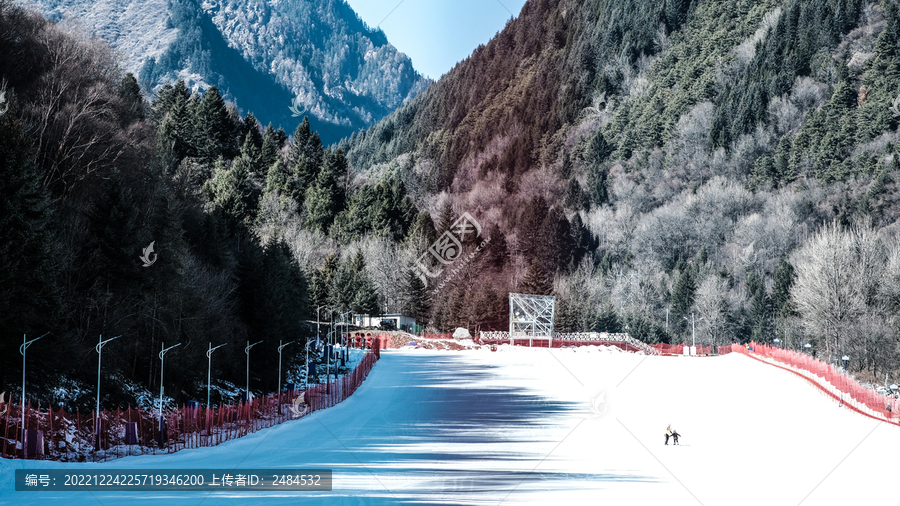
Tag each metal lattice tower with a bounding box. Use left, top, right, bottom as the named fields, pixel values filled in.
left=509, top=293, right=556, bottom=347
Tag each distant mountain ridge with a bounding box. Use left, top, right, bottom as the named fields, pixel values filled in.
left=29, top=0, right=431, bottom=142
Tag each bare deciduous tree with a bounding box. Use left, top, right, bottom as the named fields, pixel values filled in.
left=694, top=274, right=732, bottom=348
left=791, top=222, right=884, bottom=357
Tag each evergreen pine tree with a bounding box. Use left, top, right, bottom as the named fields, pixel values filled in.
left=156, top=81, right=194, bottom=162
left=590, top=306, right=621, bottom=333
left=771, top=259, right=796, bottom=318
left=205, top=156, right=260, bottom=227
left=238, top=130, right=265, bottom=177
left=352, top=276, right=380, bottom=316
left=519, top=261, right=553, bottom=295
left=308, top=268, right=330, bottom=313
left=0, top=117, right=61, bottom=331
left=151, top=78, right=190, bottom=125
left=260, top=124, right=282, bottom=170
left=747, top=272, right=772, bottom=342
left=401, top=267, right=431, bottom=325
left=287, top=118, right=325, bottom=204
left=407, top=210, right=438, bottom=248
left=585, top=131, right=611, bottom=206
left=669, top=267, right=696, bottom=336
left=264, top=158, right=293, bottom=197
left=193, top=86, right=232, bottom=164
left=436, top=201, right=454, bottom=234
left=304, top=148, right=347, bottom=233
left=242, top=113, right=263, bottom=152
left=328, top=260, right=355, bottom=311
left=119, top=73, right=145, bottom=124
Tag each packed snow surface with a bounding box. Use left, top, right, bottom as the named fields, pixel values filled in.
left=3, top=346, right=898, bottom=504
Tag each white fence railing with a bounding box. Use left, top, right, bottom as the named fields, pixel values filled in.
left=478, top=331, right=660, bottom=355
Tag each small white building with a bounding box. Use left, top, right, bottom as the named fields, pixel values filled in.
left=355, top=314, right=419, bottom=332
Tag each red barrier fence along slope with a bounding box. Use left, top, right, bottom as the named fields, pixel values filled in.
left=0, top=351, right=379, bottom=461
left=724, top=343, right=900, bottom=425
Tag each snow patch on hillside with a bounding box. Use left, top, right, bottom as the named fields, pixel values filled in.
left=27, top=0, right=178, bottom=75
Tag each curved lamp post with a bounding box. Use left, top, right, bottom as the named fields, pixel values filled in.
left=158, top=342, right=182, bottom=435
left=19, top=332, right=48, bottom=457
left=277, top=339, right=296, bottom=411
left=95, top=334, right=121, bottom=448
left=245, top=340, right=262, bottom=403
left=206, top=343, right=227, bottom=408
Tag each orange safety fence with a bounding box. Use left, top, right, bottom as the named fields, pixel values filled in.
left=651, top=343, right=713, bottom=356
left=0, top=351, right=379, bottom=461
left=724, top=342, right=900, bottom=425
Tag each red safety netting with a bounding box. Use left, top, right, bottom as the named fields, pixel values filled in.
left=0, top=351, right=379, bottom=461
left=651, top=343, right=713, bottom=356
left=724, top=343, right=900, bottom=425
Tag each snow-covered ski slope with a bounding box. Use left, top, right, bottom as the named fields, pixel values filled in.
left=3, top=346, right=897, bottom=505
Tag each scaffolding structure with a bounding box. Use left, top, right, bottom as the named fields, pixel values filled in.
left=509, top=293, right=556, bottom=347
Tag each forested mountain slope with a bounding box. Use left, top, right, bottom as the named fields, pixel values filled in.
left=337, top=0, right=900, bottom=379
left=30, top=0, right=431, bottom=141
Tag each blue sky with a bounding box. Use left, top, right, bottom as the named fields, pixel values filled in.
left=345, top=0, right=529, bottom=80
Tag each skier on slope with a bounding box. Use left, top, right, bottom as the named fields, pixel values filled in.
left=665, top=424, right=673, bottom=445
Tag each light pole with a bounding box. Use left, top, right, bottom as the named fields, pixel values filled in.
left=19, top=332, right=48, bottom=454
left=326, top=309, right=335, bottom=394
left=206, top=343, right=227, bottom=408
left=277, top=339, right=296, bottom=411
left=304, top=339, right=316, bottom=390
left=245, top=340, right=262, bottom=403
left=313, top=305, right=327, bottom=393
left=316, top=305, right=327, bottom=348
left=683, top=313, right=704, bottom=350
left=340, top=310, right=351, bottom=366
left=95, top=334, right=121, bottom=447
left=158, top=342, right=181, bottom=436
